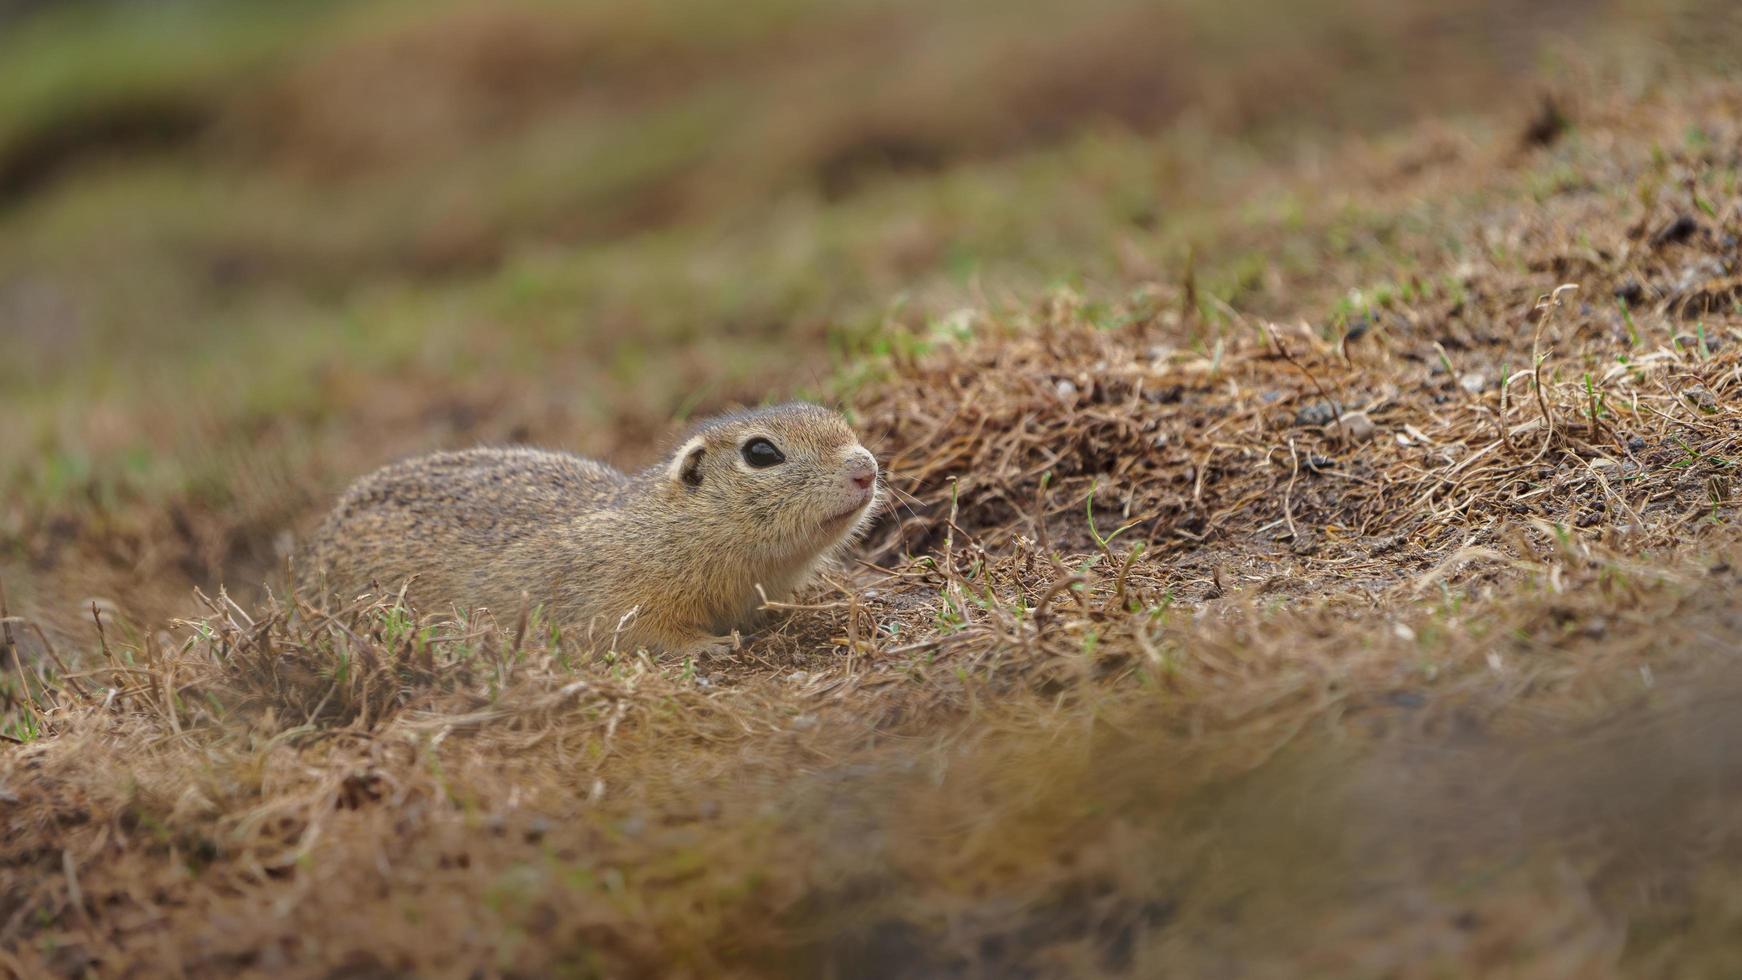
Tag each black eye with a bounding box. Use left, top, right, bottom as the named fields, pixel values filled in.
left=741, top=437, right=785, bottom=468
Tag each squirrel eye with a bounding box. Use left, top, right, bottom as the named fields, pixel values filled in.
left=741, top=437, right=785, bottom=468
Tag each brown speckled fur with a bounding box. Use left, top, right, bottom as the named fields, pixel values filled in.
left=303, top=403, right=880, bottom=653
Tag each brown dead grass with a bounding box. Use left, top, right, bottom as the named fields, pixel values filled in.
left=4, top=317, right=1740, bottom=974
left=3, top=524, right=1740, bottom=976
left=4, top=62, right=1742, bottom=980
left=858, top=190, right=1741, bottom=605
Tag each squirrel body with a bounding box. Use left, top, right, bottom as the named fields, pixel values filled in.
left=305, top=403, right=879, bottom=653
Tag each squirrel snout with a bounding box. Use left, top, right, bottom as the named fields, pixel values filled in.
left=844, top=451, right=877, bottom=492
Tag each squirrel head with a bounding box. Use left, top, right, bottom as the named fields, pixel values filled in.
left=660, top=402, right=880, bottom=563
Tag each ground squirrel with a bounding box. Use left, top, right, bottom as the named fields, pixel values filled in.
left=304, top=403, right=880, bottom=655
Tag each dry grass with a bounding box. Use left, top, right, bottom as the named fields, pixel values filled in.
left=858, top=271, right=1738, bottom=608
left=4, top=210, right=1740, bottom=975
left=4, top=18, right=1742, bottom=979
left=3, top=520, right=1740, bottom=976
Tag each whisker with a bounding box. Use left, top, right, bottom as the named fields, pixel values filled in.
left=882, top=482, right=924, bottom=506
left=881, top=483, right=927, bottom=523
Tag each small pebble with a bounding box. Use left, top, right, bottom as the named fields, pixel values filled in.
left=1337, top=411, right=1377, bottom=444
left=1294, top=400, right=1343, bottom=427
left=1458, top=372, right=1486, bottom=394
left=1683, top=387, right=1718, bottom=412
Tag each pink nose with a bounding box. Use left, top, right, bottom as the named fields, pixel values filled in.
left=845, top=454, right=877, bottom=492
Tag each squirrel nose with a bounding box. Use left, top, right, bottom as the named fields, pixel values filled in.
left=844, top=452, right=877, bottom=492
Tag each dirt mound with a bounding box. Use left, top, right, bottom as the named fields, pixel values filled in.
left=862, top=302, right=1735, bottom=607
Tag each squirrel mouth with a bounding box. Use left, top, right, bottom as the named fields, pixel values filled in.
left=822, top=492, right=874, bottom=527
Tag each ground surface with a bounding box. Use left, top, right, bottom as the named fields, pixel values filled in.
left=2, top=1, right=1742, bottom=977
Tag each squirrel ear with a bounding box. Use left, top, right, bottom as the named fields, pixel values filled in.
left=669, top=437, right=706, bottom=487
